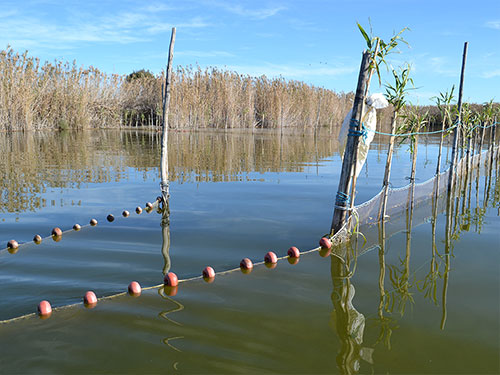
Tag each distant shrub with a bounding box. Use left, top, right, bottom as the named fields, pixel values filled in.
left=126, top=69, right=155, bottom=82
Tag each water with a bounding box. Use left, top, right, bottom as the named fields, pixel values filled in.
left=0, top=129, right=498, bottom=374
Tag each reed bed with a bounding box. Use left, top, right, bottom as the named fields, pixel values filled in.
left=0, top=47, right=353, bottom=132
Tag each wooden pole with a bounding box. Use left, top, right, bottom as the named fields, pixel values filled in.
left=331, top=51, right=371, bottom=234
left=160, top=27, right=176, bottom=206
left=447, top=42, right=468, bottom=194
left=349, top=40, right=380, bottom=212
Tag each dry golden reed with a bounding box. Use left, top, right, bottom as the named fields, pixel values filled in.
left=0, top=47, right=353, bottom=132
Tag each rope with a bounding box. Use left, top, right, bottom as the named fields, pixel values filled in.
left=363, top=120, right=498, bottom=138
left=335, top=191, right=351, bottom=211
left=0, top=241, right=339, bottom=325
left=348, top=118, right=368, bottom=140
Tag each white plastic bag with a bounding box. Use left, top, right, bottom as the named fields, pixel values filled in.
left=338, top=93, right=389, bottom=178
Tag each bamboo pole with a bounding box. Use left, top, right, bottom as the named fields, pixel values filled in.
left=490, top=118, right=497, bottom=167
left=436, top=113, right=448, bottom=176
left=476, top=121, right=486, bottom=168
left=447, top=42, right=468, bottom=194
left=407, top=135, right=419, bottom=212
left=379, top=112, right=398, bottom=220
left=331, top=51, right=371, bottom=234
left=160, top=27, right=176, bottom=206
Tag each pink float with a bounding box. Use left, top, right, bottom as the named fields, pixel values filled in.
left=51, top=227, right=62, bottom=237
left=128, top=281, right=142, bottom=296
left=240, top=258, right=253, bottom=270
left=38, top=300, right=52, bottom=317
left=7, top=240, right=19, bottom=250
left=164, top=272, right=178, bottom=287
left=84, top=291, right=97, bottom=307
left=319, top=237, right=332, bottom=250
left=264, top=251, right=278, bottom=264
left=287, top=246, right=300, bottom=258
left=202, top=266, right=215, bottom=282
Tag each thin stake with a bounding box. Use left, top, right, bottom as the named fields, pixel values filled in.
left=379, top=112, right=398, bottom=220
left=160, top=27, right=176, bottom=205
left=447, top=42, right=468, bottom=193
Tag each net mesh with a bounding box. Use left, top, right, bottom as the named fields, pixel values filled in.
left=329, top=147, right=495, bottom=244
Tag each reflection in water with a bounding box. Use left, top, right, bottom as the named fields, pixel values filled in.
left=160, top=203, right=171, bottom=276
left=0, top=129, right=340, bottom=213
left=329, top=147, right=498, bottom=373
left=417, top=174, right=443, bottom=306
left=386, top=185, right=415, bottom=317
left=158, top=196, right=184, bottom=362
left=378, top=147, right=497, bottom=336
left=330, top=241, right=373, bottom=374
left=374, top=220, right=399, bottom=350
left=158, top=286, right=185, bottom=352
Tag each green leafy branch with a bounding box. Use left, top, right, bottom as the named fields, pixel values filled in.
left=357, top=21, right=410, bottom=86
left=385, top=63, right=414, bottom=113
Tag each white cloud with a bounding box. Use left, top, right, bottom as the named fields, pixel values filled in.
left=222, top=62, right=355, bottom=79
left=0, top=4, right=209, bottom=52
left=406, top=90, right=441, bottom=105
left=427, top=56, right=458, bottom=77
left=146, top=17, right=210, bottom=34
left=482, top=69, right=500, bottom=78
left=176, top=50, right=235, bottom=58
left=205, top=1, right=286, bottom=20
left=485, top=20, right=500, bottom=29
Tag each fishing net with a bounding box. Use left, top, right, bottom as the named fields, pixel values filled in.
left=330, top=145, right=496, bottom=247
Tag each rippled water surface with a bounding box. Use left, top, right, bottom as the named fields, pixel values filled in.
left=0, top=129, right=498, bottom=374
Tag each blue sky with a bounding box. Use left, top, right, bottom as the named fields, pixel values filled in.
left=1, top=0, right=499, bottom=104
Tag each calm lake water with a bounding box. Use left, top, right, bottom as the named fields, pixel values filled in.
left=0, top=129, right=498, bottom=374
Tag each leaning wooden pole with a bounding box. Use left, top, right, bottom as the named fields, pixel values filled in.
left=447, top=42, right=468, bottom=194
left=349, top=40, right=379, bottom=211
left=160, top=27, right=176, bottom=206
left=331, top=51, right=371, bottom=234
